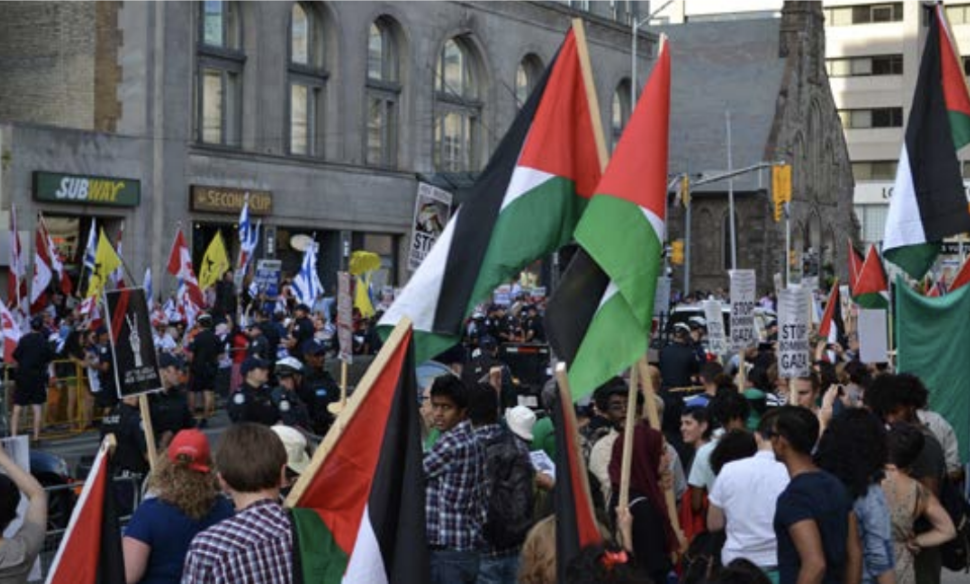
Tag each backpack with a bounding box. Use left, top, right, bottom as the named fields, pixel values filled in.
left=938, top=477, right=970, bottom=572
left=482, top=430, right=535, bottom=550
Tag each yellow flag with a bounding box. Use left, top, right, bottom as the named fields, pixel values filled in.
left=86, top=229, right=122, bottom=299
left=199, top=231, right=230, bottom=291
left=354, top=273, right=375, bottom=318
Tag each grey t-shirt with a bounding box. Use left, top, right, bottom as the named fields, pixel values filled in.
left=0, top=521, right=45, bottom=584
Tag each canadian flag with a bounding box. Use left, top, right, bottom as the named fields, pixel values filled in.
left=30, top=223, right=53, bottom=311
left=40, top=215, right=72, bottom=296
left=7, top=205, right=27, bottom=318
left=166, top=229, right=205, bottom=307
left=177, top=279, right=201, bottom=329
left=0, top=302, right=22, bottom=362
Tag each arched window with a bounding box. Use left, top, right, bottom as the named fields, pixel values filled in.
left=515, top=54, right=543, bottom=109
left=611, top=80, right=631, bottom=152
left=366, top=18, right=402, bottom=167
left=434, top=37, right=483, bottom=172
left=288, top=2, right=327, bottom=157
left=197, top=1, right=244, bottom=146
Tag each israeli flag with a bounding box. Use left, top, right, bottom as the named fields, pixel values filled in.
left=292, top=240, right=322, bottom=306
left=83, top=220, right=97, bottom=273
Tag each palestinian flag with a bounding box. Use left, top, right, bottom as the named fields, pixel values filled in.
left=883, top=4, right=970, bottom=279
left=852, top=245, right=890, bottom=309
left=46, top=437, right=124, bottom=584
left=950, top=257, right=970, bottom=292
left=379, top=24, right=603, bottom=363
left=545, top=40, right=671, bottom=399
left=847, top=238, right=865, bottom=296
left=551, top=367, right=603, bottom=578
left=286, top=320, right=428, bottom=583
left=819, top=282, right=845, bottom=361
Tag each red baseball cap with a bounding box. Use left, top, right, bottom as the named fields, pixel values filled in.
left=168, top=429, right=211, bottom=473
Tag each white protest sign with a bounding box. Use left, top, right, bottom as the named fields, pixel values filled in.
left=858, top=309, right=888, bottom=364
left=654, top=276, right=671, bottom=317
left=703, top=300, right=728, bottom=356
left=729, top=270, right=757, bottom=350
left=337, top=272, right=353, bottom=363
left=777, top=285, right=811, bottom=378
left=408, top=182, right=453, bottom=271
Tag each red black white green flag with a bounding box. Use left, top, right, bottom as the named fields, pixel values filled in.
left=819, top=282, right=845, bottom=352
left=852, top=245, right=890, bottom=309
left=379, top=24, right=604, bottom=363
left=551, top=369, right=603, bottom=577
left=847, top=238, right=865, bottom=296
left=45, top=437, right=124, bottom=584
left=286, top=320, right=427, bottom=583
left=545, top=40, right=671, bottom=399
left=883, top=4, right=970, bottom=279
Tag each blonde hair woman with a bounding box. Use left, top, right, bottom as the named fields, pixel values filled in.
left=122, top=430, right=233, bottom=583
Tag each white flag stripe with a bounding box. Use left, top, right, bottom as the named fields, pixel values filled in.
left=341, top=505, right=390, bottom=584
left=500, top=167, right=555, bottom=212
left=883, top=145, right=926, bottom=250
left=378, top=209, right=460, bottom=333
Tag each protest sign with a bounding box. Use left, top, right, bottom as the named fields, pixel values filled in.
left=654, top=276, right=671, bottom=317
left=408, top=182, right=453, bottom=271
left=777, top=285, right=811, bottom=378
left=858, top=309, right=888, bottom=364
left=703, top=300, right=728, bottom=356
left=105, top=288, right=161, bottom=397
left=254, top=259, right=282, bottom=296
left=729, top=270, right=757, bottom=350
left=337, top=272, right=353, bottom=364
left=493, top=284, right=512, bottom=306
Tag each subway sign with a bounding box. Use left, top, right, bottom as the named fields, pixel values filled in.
left=33, top=171, right=141, bottom=207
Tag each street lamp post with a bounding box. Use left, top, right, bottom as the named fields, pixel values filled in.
left=631, top=0, right=674, bottom=107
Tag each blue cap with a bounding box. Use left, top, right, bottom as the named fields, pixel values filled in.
left=301, top=339, right=327, bottom=356
left=241, top=356, right=270, bottom=376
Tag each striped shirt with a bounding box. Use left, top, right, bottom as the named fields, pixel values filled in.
left=182, top=498, right=292, bottom=584
left=424, top=419, right=487, bottom=551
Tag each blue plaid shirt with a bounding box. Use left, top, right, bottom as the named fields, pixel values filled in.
left=424, top=419, right=487, bottom=551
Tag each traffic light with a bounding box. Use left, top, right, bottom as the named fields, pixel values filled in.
left=772, top=163, right=792, bottom=222
left=670, top=239, right=685, bottom=265
left=680, top=175, right=691, bottom=208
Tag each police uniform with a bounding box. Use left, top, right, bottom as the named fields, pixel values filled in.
left=270, top=386, right=311, bottom=429
left=290, top=316, right=315, bottom=357
left=301, top=366, right=340, bottom=434
left=228, top=382, right=280, bottom=426
left=149, top=385, right=194, bottom=445
left=100, top=402, right=149, bottom=476
left=97, top=341, right=120, bottom=409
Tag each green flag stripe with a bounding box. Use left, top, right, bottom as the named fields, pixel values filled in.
left=575, top=196, right=662, bottom=329
left=567, top=290, right=648, bottom=399
left=884, top=243, right=939, bottom=283
left=291, top=508, right=349, bottom=583
left=468, top=175, right=583, bottom=312
left=948, top=110, right=970, bottom=150
left=853, top=292, right=889, bottom=310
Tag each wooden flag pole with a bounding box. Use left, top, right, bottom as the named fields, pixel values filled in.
left=636, top=359, right=686, bottom=553
left=617, top=365, right=639, bottom=512
left=327, top=361, right=348, bottom=415
left=138, top=394, right=158, bottom=472
left=572, top=18, right=609, bottom=171
left=286, top=318, right=412, bottom=507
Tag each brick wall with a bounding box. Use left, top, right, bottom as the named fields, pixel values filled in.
left=0, top=2, right=97, bottom=129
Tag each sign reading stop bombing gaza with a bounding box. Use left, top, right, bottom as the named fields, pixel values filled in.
left=33, top=171, right=141, bottom=207
left=729, top=269, right=757, bottom=351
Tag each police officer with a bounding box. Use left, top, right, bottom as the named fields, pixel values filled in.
left=245, top=322, right=272, bottom=361
left=100, top=395, right=148, bottom=514
left=228, top=357, right=279, bottom=426
left=271, top=357, right=311, bottom=430
left=150, top=353, right=194, bottom=448
left=301, top=339, right=341, bottom=435
left=288, top=304, right=315, bottom=359
left=96, top=325, right=120, bottom=413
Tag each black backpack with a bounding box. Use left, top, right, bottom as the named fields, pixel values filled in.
left=482, top=430, right=535, bottom=550
left=939, top=477, right=970, bottom=572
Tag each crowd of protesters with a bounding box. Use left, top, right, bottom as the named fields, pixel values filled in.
left=0, top=280, right=966, bottom=584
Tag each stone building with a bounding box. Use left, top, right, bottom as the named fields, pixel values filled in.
left=659, top=1, right=856, bottom=294
left=0, top=1, right=650, bottom=295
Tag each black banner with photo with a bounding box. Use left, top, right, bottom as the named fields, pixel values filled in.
left=104, top=288, right=161, bottom=397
